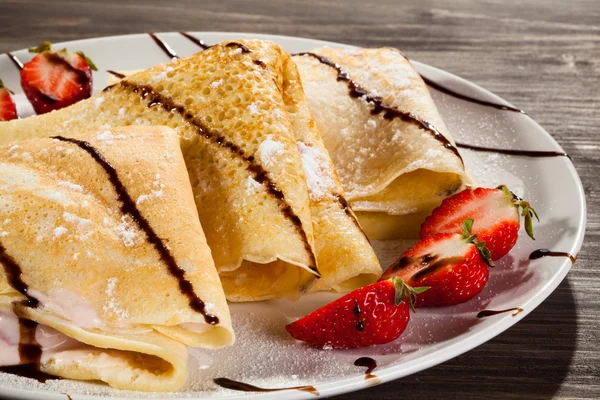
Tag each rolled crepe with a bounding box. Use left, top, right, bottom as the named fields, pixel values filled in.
left=0, top=39, right=381, bottom=300
left=0, top=126, right=233, bottom=391
left=293, top=48, right=473, bottom=239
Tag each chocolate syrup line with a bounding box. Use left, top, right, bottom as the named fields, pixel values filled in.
left=354, top=357, right=378, bottom=380
left=5, top=52, right=24, bottom=70
left=214, top=378, right=319, bottom=396
left=529, top=248, right=577, bottom=264
left=0, top=365, right=59, bottom=383
left=148, top=32, right=179, bottom=60
left=477, top=307, right=523, bottom=318
left=224, top=42, right=251, bottom=53
left=456, top=142, right=570, bottom=159
left=419, top=75, right=526, bottom=114
left=0, top=242, right=39, bottom=307
left=0, top=316, right=54, bottom=382
left=108, top=81, right=319, bottom=274
left=333, top=194, right=370, bottom=242
left=45, top=53, right=91, bottom=85
left=18, top=318, right=42, bottom=365
left=179, top=31, right=211, bottom=50
left=106, top=70, right=126, bottom=79
left=294, top=52, right=463, bottom=165
left=52, top=136, right=219, bottom=324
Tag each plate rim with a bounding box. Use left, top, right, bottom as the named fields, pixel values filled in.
left=0, top=31, right=587, bottom=400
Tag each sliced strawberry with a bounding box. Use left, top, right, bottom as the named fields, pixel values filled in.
left=382, top=219, right=493, bottom=307
left=420, top=185, right=538, bottom=260
left=0, top=80, right=17, bottom=121
left=21, top=41, right=97, bottom=114
left=286, top=277, right=426, bottom=349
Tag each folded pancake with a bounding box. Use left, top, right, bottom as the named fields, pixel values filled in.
left=293, top=48, right=473, bottom=239
left=0, top=40, right=381, bottom=300
left=0, top=126, right=233, bottom=391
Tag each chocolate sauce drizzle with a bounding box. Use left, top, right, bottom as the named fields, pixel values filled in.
left=51, top=136, right=219, bottom=324
left=0, top=241, right=53, bottom=380
left=214, top=377, right=319, bottom=396
left=106, top=70, right=126, bottom=79
left=46, top=53, right=91, bottom=85
left=294, top=52, right=463, bottom=164
left=456, top=142, right=570, bottom=159
left=224, top=42, right=251, bottom=54
left=333, top=194, right=369, bottom=241
left=148, top=33, right=179, bottom=60
left=529, top=249, right=577, bottom=264
left=353, top=302, right=365, bottom=331
left=0, top=242, right=39, bottom=307
left=5, top=51, right=23, bottom=70
left=178, top=31, right=211, bottom=50
left=477, top=307, right=523, bottom=318
left=17, top=318, right=42, bottom=365
left=383, top=253, right=459, bottom=282
left=420, top=75, right=526, bottom=114
left=354, top=357, right=378, bottom=380
left=0, top=316, right=57, bottom=383
left=107, top=81, right=318, bottom=273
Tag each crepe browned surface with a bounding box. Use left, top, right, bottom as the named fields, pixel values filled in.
left=0, top=39, right=381, bottom=299
left=294, top=47, right=473, bottom=239
left=0, top=126, right=232, bottom=391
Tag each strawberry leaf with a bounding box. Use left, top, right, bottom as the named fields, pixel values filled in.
left=462, top=218, right=495, bottom=268
left=29, top=41, right=52, bottom=53
left=392, top=277, right=429, bottom=312
left=515, top=200, right=539, bottom=240
left=76, top=51, right=98, bottom=71
left=498, top=184, right=540, bottom=240
left=0, top=79, right=14, bottom=94
left=462, top=218, right=474, bottom=236
left=475, top=241, right=495, bottom=268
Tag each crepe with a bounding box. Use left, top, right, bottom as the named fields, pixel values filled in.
left=293, top=47, right=473, bottom=239
left=0, top=126, right=233, bottom=391
left=0, top=39, right=381, bottom=300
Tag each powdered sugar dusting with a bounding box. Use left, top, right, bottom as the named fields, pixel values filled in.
left=136, top=174, right=165, bottom=205
left=210, top=79, right=223, bottom=89
left=245, top=176, right=262, bottom=195
left=103, top=277, right=129, bottom=320
left=297, top=142, right=336, bottom=201
left=114, top=216, right=138, bottom=247
left=96, top=130, right=126, bottom=144
left=257, top=136, right=285, bottom=168
left=53, top=226, right=67, bottom=238
left=57, top=180, right=83, bottom=192
left=248, top=102, right=259, bottom=115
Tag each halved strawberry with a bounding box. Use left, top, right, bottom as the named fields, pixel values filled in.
left=420, top=185, right=538, bottom=260
left=0, top=80, right=17, bottom=121
left=286, top=277, right=427, bottom=349
left=381, top=219, right=493, bottom=307
left=21, top=41, right=97, bottom=114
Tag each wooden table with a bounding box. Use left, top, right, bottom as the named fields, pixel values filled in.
left=1, top=0, right=598, bottom=398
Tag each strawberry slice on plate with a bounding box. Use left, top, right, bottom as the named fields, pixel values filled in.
left=0, top=80, right=17, bottom=121
left=21, top=41, right=97, bottom=114
left=420, top=185, right=539, bottom=260
left=381, top=219, right=494, bottom=307
left=286, top=277, right=427, bottom=349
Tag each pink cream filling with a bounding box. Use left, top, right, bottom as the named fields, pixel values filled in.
left=0, top=307, right=91, bottom=367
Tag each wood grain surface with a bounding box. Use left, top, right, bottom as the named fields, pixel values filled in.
left=1, top=0, right=598, bottom=398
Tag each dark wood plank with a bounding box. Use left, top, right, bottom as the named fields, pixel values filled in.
left=0, top=0, right=598, bottom=399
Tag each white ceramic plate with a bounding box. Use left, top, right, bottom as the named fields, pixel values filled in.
left=0, top=32, right=586, bottom=399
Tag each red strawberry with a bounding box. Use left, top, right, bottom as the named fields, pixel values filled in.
left=420, top=185, right=538, bottom=260
left=381, top=219, right=493, bottom=307
left=286, top=277, right=426, bottom=349
left=0, top=80, right=17, bottom=121
left=21, top=41, right=97, bottom=114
